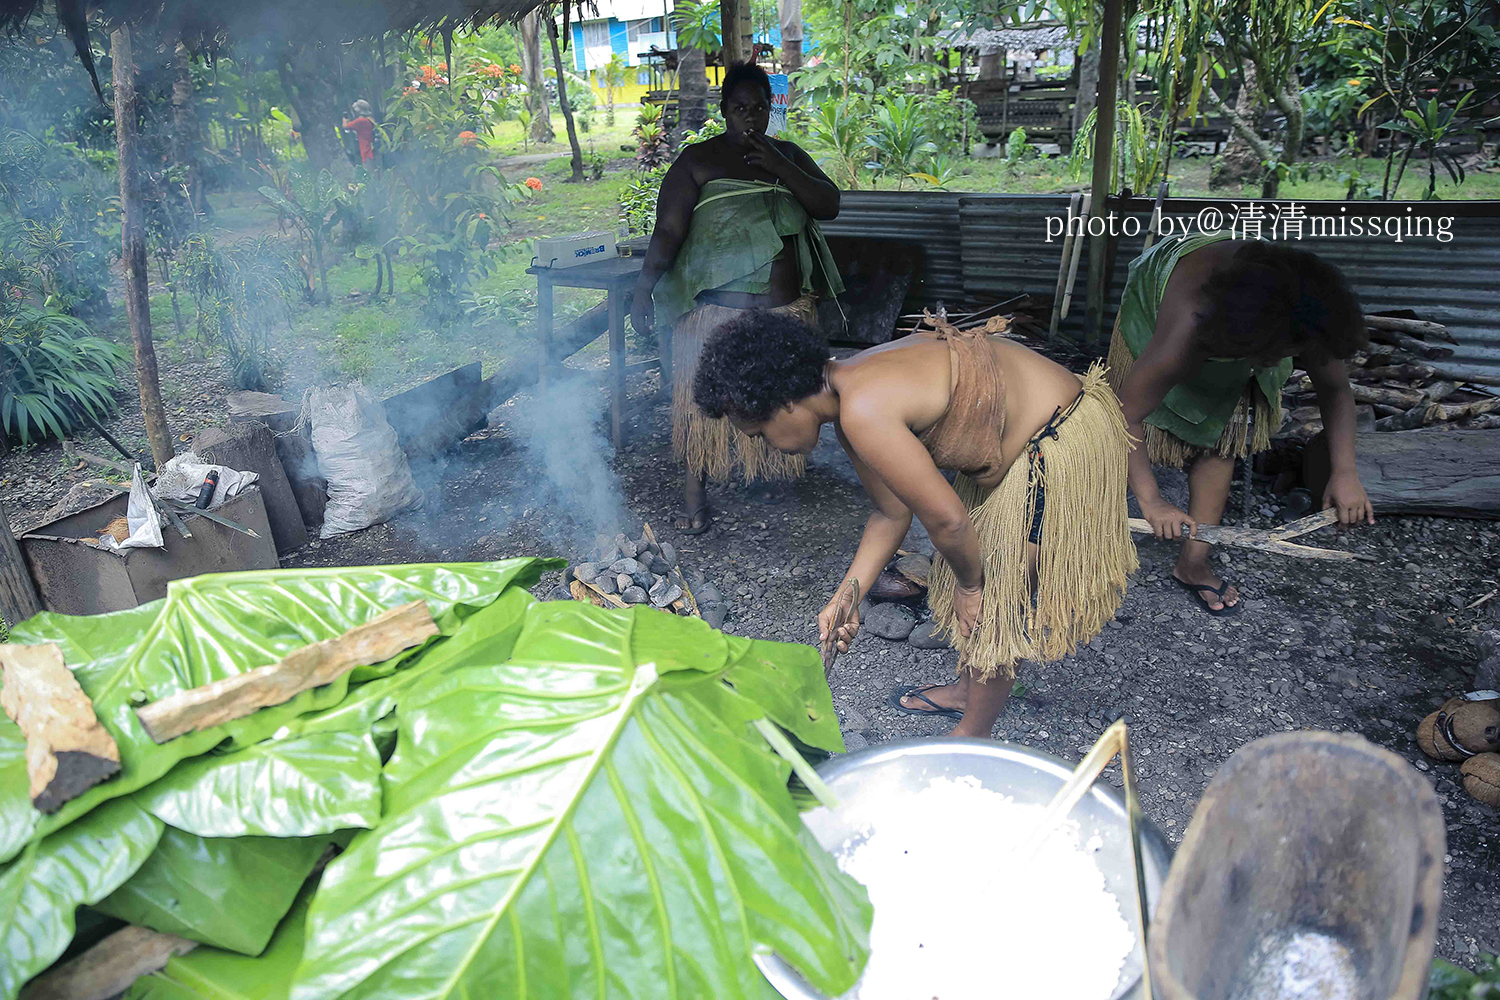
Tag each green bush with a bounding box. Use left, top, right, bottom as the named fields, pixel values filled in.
left=179, top=234, right=302, bottom=391
left=0, top=306, right=127, bottom=446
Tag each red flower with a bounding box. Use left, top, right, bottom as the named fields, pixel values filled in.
left=459, top=130, right=478, bottom=145
left=525, top=177, right=543, bottom=191
left=477, top=212, right=488, bottom=220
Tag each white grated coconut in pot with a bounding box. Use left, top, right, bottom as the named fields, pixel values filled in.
left=831, top=775, right=1135, bottom=1000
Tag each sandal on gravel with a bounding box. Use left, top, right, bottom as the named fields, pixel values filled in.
left=1172, top=575, right=1243, bottom=617
left=888, top=684, right=964, bottom=721
left=673, top=505, right=713, bottom=535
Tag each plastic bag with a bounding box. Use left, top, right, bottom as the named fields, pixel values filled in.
left=154, top=452, right=260, bottom=509
left=308, top=383, right=424, bottom=538
left=111, top=464, right=165, bottom=550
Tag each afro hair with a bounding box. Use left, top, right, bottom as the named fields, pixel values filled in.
left=719, top=61, right=773, bottom=110
left=1194, top=243, right=1367, bottom=361
left=693, top=309, right=828, bottom=422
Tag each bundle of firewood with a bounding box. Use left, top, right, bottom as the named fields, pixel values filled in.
left=895, top=294, right=1051, bottom=340
left=1277, top=313, right=1500, bottom=440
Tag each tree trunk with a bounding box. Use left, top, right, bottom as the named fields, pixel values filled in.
left=1262, top=69, right=1305, bottom=199
left=720, top=0, right=744, bottom=65
left=171, top=42, right=203, bottom=215
left=1073, top=45, right=1100, bottom=134
left=779, top=0, right=803, bottom=99
left=0, top=500, right=41, bottom=626
left=547, top=20, right=585, bottom=182
left=112, top=27, right=174, bottom=471
left=519, top=12, right=555, bottom=143
left=1208, top=63, right=1270, bottom=190
left=276, top=42, right=346, bottom=173
left=676, top=46, right=708, bottom=138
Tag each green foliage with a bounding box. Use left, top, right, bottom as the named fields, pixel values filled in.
left=601, top=52, right=630, bottom=126
left=1069, top=102, right=1164, bottom=194
left=1007, top=126, right=1036, bottom=164
left=794, top=0, right=944, bottom=107
left=865, top=94, right=938, bottom=188
left=673, top=0, right=724, bottom=52
left=620, top=165, right=667, bottom=235
left=633, top=102, right=672, bottom=170
left=1429, top=955, right=1500, bottom=999
left=179, top=234, right=301, bottom=391
left=0, top=305, right=127, bottom=446
left=463, top=286, right=537, bottom=329
left=806, top=97, right=872, bottom=189
left=921, top=88, right=982, bottom=156
left=1378, top=91, right=1495, bottom=200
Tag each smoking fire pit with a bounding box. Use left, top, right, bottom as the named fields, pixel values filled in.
left=567, top=523, right=730, bottom=628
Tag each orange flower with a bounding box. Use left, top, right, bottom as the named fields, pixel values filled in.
left=525, top=177, right=543, bottom=191
left=477, top=212, right=488, bottom=220
left=508, top=64, right=523, bottom=75
left=485, top=64, right=505, bottom=79
left=438, top=62, right=448, bottom=72
left=1348, top=78, right=1362, bottom=87
left=459, top=130, right=478, bottom=145
left=402, top=86, right=418, bottom=95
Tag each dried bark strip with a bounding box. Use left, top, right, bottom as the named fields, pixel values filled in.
left=19, top=926, right=196, bottom=1000
left=135, top=600, right=438, bottom=743
left=0, top=643, right=120, bottom=813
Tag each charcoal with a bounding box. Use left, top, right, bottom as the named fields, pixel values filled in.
left=660, top=543, right=678, bottom=568
left=610, top=557, right=642, bottom=577
left=648, top=554, right=672, bottom=575
left=696, top=583, right=724, bottom=607
left=702, top=603, right=728, bottom=629
left=596, top=574, right=618, bottom=595
left=574, top=562, right=600, bottom=584
left=616, top=573, right=633, bottom=593
left=622, top=586, right=649, bottom=604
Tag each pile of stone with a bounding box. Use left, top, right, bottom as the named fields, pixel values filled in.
left=857, top=551, right=953, bottom=651
left=568, top=529, right=730, bottom=629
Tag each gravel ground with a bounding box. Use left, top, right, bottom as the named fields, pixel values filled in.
left=4, top=346, right=1496, bottom=971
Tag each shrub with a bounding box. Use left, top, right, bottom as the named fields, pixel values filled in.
left=179, top=234, right=302, bottom=391
left=0, top=305, right=127, bottom=446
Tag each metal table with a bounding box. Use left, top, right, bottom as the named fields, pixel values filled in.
left=526, top=250, right=648, bottom=452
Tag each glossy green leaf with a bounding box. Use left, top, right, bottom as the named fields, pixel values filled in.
left=291, top=603, right=870, bottom=1000
left=720, top=633, right=844, bottom=754
left=132, top=732, right=382, bottom=839
left=0, top=559, right=554, bottom=863
left=93, top=827, right=330, bottom=956
left=125, top=884, right=316, bottom=1000
left=0, top=798, right=163, bottom=1000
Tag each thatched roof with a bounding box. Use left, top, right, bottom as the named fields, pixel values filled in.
left=945, top=23, right=1074, bottom=55
left=0, top=0, right=580, bottom=96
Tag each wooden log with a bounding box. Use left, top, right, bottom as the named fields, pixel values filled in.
left=0, top=499, right=41, bottom=625
left=1365, top=314, right=1456, bottom=344
left=193, top=421, right=308, bottom=555
left=573, top=576, right=628, bottom=609
left=226, top=391, right=299, bottom=433
left=1435, top=398, right=1500, bottom=422
left=1375, top=404, right=1439, bottom=432
left=1351, top=383, right=1425, bottom=409
left=1422, top=381, right=1459, bottom=403
left=1359, top=363, right=1437, bottom=382
left=1127, top=509, right=1374, bottom=561
left=569, top=579, right=612, bottom=608
left=1304, top=428, right=1500, bottom=519
left=19, top=926, right=196, bottom=1000
left=382, top=363, right=492, bottom=466
left=0, top=643, right=120, bottom=813
left=273, top=429, right=325, bottom=530
left=135, top=600, right=438, bottom=743
left=1367, top=327, right=1455, bottom=360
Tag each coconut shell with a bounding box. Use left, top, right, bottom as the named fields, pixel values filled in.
left=1460, top=753, right=1500, bottom=807
left=97, top=516, right=131, bottom=543
left=1418, top=701, right=1500, bottom=761
left=1417, top=713, right=1461, bottom=761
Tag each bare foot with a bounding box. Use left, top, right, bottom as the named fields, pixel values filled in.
left=1172, top=562, right=1240, bottom=611
left=900, top=682, right=966, bottom=714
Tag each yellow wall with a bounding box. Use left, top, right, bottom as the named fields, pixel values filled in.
left=584, top=65, right=723, bottom=105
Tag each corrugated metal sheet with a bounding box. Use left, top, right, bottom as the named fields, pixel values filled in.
left=820, top=190, right=1500, bottom=380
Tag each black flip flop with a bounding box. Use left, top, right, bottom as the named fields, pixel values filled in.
left=673, top=505, right=713, bottom=536
left=888, top=684, right=964, bottom=721
left=1172, top=575, right=1244, bottom=617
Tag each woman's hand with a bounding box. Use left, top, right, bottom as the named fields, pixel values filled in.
left=1140, top=497, right=1196, bottom=540
left=817, top=592, right=861, bottom=655
left=742, top=133, right=792, bottom=178
left=629, top=286, right=654, bottom=337
left=952, top=582, right=984, bottom=638
left=1323, top=470, right=1375, bottom=525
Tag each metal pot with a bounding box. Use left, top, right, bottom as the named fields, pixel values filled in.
left=756, top=737, right=1174, bottom=1000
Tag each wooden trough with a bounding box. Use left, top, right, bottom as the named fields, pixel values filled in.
left=1148, top=731, right=1445, bottom=1000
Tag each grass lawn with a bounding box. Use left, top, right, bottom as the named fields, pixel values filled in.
left=126, top=141, right=1495, bottom=403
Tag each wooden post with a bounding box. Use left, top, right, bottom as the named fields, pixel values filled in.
left=608, top=288, right=626, bottom=451
left=1084, top=0, right=1124, bottom=343
left=719, top=0, right=742, bottom=64
left=0, top=501, right=41, bottom=625
left=112, top=27, right=174, bottom=470
left=546, top=19, right=585, bottom=183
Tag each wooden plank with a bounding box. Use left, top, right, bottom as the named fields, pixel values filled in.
left=0, top=643, right=120, bottom=813
left=19, top=926, right=196, bottom=1000
left=135, top=600, right=439, bottom=743
left=1303, top=428, right=1500, bottom=519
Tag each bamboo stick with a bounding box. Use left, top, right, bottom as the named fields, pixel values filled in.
left=1050, top=192, right=1082, bottom=340
left=1060, top=193, right=1091, bottom=320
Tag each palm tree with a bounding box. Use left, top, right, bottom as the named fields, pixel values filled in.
left=673, top=0, right=720, bottom=138
left=601, top=52, right=628, bottom=127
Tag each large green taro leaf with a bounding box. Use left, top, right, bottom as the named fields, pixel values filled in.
left=291, top=603, right=871, bottom=1000
left=124, top=883, right=318, bottom=1000
left=0, top=797, right=164, bottom=1000
left=133, top=732, right=382, bottom=839
left=0, top=559, right=554, bottom=863
left=93, top=826, right=330, bottom=956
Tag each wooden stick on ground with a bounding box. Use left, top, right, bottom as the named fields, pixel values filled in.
left=19, top=926, right=196, bottom=1000
left=1367, top=327, right=1455, bottom=360
left=1365, top=314, right=1457, bottom=344
left=135, top=600, right=438, bottom=743
left=1128, top=509, right=1375, bottom=562
left=0, top=643, right=120, bottom=813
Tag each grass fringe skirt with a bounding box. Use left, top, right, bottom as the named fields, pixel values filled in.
left=927, top=364, right=1138, bottom=682
left=670, top=295, right=816, bottom=482
left=1105, top=316, right=1279, bottom=469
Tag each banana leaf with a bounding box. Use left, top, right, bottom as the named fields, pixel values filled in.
left=93, top=827, right=331, bottom=956
left=0, top=798, right=163, bottom=1000
left=124, top=883, right=318, bottom=1000
left=0, top=559, right=555, bottom=863
left=290, top=602, right=870, bottom=1000
left=132, top=732, right=382, bottom=839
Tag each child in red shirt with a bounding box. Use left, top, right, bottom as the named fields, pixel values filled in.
left=342, top=100, right=376, bottom=165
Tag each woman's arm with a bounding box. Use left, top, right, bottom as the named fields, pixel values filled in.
left=1116, top=309, right=1202, bottom=539
left=629, top=153, right=701, bottom=335
left=743, top=136, right=841, bottom=220
left=1306, top=353, right=1375, bottom=524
